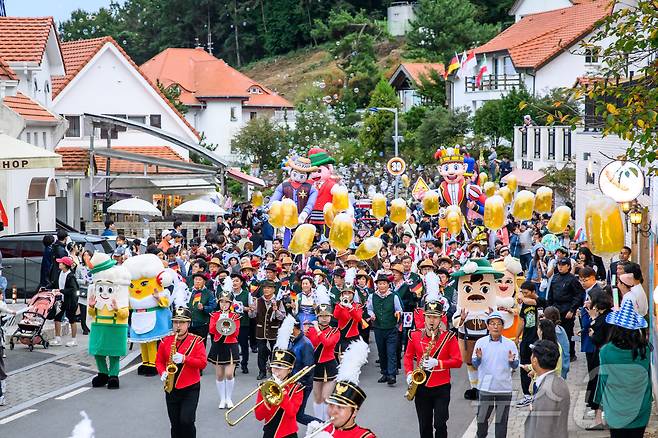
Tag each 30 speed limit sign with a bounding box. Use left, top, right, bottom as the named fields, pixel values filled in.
left=386, top=157, right=406, bottom=176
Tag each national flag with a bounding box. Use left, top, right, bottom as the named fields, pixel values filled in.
left=192, top=292, right=202, bottom=304
left=456, top=51, right=468, bottom=80
left=461, top=49, right=477, bottom=78
left=0, top=0, right=5, bottom=17
left=445, top=53, right=461, bottom=78
left=475, top=54, right=488, bottom=87
left=411, top=281, right=423, bottom=295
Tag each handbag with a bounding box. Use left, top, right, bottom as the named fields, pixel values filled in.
left=539, top=277, right=548, bottom=293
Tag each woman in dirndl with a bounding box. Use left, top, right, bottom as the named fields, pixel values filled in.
left=294, top=275, right=318, bottom=326
left=208, top=290, right=240, bottom=410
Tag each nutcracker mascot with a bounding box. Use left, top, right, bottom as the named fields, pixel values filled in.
left=451, top=258, right=502, bottom=400
left=123, top=253, right=174, bottom=376
left=492, top=256, right=523, bottom=341
left=269, top=156, right=319, bottom=247
left=87, top=253, right=131, bottom=389
left=304, top=339, right=376, bottom=438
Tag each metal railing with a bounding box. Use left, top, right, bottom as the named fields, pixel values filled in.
left=465, top=74, right=522, bottom=92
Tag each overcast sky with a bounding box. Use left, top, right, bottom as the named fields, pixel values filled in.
left=5, top=0, right=125, bottom=23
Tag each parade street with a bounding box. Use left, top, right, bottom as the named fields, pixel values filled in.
left=1, top=345, right=474, bottom=437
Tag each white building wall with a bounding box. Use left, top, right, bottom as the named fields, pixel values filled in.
left=195, top=99, right=244, bottom=159
left=0, top=167, right=56, bottom=234
left=512, top=0, right=572, bottom=22
left=387, top=3, right=416, bottom=36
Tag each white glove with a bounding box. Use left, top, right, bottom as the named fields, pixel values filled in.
left=160, top=372, right=169, bottom=382
left=406, top=373, right=413, bottom=386
left=298, top=212, right=308, bottom=224
left=306, top=420, right=324, bottom=435
left=172, top=353, right=185, bottom=364
left=272, top=375, right=283, bottom=386
left=311, top=432, right=333, bottom=438
left=422, top=357, right=439, bottom=370
left=343, top=302, right=353, bottom=309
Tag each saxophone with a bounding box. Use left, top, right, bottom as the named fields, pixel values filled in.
left=164, top=331, right=179, bottom=393
left=405, top=329, right=438, bottom=401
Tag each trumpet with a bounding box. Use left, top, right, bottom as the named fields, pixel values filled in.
left=340, top=297, right=351, bottom=306
left=225, top=364, right=315, bottom=426
left=304, top=417, right=335, bottom=438
left=216, top=315, right=236, bottom=336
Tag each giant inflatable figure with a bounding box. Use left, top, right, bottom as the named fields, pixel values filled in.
left=308, top=147, right=338, bottom=232
left=434, top=147, right=486, bottom=234
left=492, top=256, right=523, bottom=341
left=269, top=156, right=319, bottom=247
left=451, top=258, right=502, bottom=400
left=123, top=254, right=173, bottom=376
left=87, top=253, right=131, bottom=389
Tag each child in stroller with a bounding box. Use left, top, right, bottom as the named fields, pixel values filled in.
left=9, top=289, right=61, bottom=351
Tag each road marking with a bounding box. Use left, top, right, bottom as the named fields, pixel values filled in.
left=0, top=409, right=37, bottom=424
left=119, top=362, right=141, bottom=377
left=55, top=386, right=90, bottom=400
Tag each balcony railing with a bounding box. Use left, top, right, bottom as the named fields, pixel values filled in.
left=514, top=126, right=573, bottom=165
left=465, top=74, right=522, bottom=92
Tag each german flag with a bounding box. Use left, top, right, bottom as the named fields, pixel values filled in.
left=444, top=53, right=461, bottom=78
left=411, top=282, right=423, bottom=295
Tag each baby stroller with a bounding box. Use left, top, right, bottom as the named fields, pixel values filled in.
left=9, top=289, right=61, bottom=351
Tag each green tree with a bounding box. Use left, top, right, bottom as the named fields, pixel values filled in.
left=498, top=87, right=537, bottom=142
left=541, top=164, right=575, bottom=206
left=473, top=99, right=504, bottom=147
left=358, top=79, right=399, bottom=158
left=415, top=68, right=446, bottom=107
left=156, top=80, right=187, bottom=114
left=402, top=107, right=470, bottom=164
left=406, top=0, right=498, bottom=63
left=230, top=118, right=287, bottom=172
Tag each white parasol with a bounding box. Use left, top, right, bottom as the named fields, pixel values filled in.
left=107, top=198, right=162, bottom=216
left=173, top=199, right=225, bottom=216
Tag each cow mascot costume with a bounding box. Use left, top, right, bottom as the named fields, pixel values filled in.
left=451, top=258, right=502, bottom=400
left=123, top=254, right=173, bottom=376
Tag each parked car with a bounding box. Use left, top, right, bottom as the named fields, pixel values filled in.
left=104, top=235, right=147, bottom=255
left=0, top=232, right=113, bottom=299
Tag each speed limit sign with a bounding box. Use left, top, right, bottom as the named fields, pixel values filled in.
left=387, top=157, right=406, bottom=176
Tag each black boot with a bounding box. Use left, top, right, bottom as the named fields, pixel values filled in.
left=91, top=373, right=109, bottom=388
left=137, top=365, right=147, bottom=376
left=141, top=365, right=158, bottom=377
left=464, top=388, right=479, bottom=400
left=257, top=371, right=266, bottom=380
left=107, top=376, right=120, bottom=389
left=242, top=366, right=249, bottom=374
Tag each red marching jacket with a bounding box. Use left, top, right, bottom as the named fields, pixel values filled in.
left=156, top=333, right=207, bottom=390
left=333, top=303, right=363, bottom=339
left=323, top=424, right=377, bottom=437
left=209, top=311, right=241, bottom=343
left=306, top=326, right=340, bottom=363
left=254, top=381, right=304, bottom=438
left=404, top=329, right=462, bottom=388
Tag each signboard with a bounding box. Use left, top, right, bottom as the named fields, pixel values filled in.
left=599, top=160, right=645, bottom=202
left=411, top=176, right=430, bottom=200
left=386, top=157, right=406, bottom=176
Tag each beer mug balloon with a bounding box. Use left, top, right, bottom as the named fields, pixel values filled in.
left=512, top=190, right=535, bottom=221
left=445, top=205, right=462, bottom=235
left=323, top=202, right=336, bottom=228
left=289, top=224, right=316, bottom=255
left=497, top=186, right=513, bottom=205
left=478, top=172, right=488, bottom=186
left=355, top=237, right=383, bottom=260
left=332, top=185, right=349, bottom=212
left=422, top=190, right=440, bottom=216
left=371, top=193, right=387, bottom=219
left=483, top=181, right=496, bottom=197
left=506, top=174, right=518, bottom=193
left=251, top=190, right=263, bottom=208
left=268, top=201, right=284, bottom=228
left=546, top=206, right=571, bottom=234
left=329, top=213, right=354, bottom=251
left=390, top=198, right=408, bottom=225
left=401, top=174, right=410, bottom=187
left=535, top=187, right=553, bottom=213
left=484, top=195, right=505, bottom=230
left=281, top=198, right=299, bottom=229
left=585, top=197, right=625, bottom=257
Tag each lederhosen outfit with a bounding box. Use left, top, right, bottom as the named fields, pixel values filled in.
left=393, top=280, right=413, bottom=370
left=208, top=311, right=241, bottom=365
left=404, top=329, right=462, bottom=438
left=187, top=287, right=215, bottom=346
left=254, top=296, right=283, bottom=374
left=156, top=333, right=207, bottom=438
left=333, top=302, right=364, bottom=357
left=306, top=325, right=340, bottom=382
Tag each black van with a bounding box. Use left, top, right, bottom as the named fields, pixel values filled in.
left=0, top=232, right=112, bottom=299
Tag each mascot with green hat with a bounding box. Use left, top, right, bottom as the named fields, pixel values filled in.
left=308, top=147, right=352, bottom=234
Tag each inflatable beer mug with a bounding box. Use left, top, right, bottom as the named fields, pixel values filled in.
left=512, top=190, right=535, bottom=221
left=268, top=201, right=284, bottom=228
left=546, top=206, right=571, bottom=234
left=281, top=198, right=299, bottom=229
left=329, top=213, right=354, bottom=251
left=371, top=193, right=387, bottom=219
left=390, top=198, right=408, bottom=225
left=289, top=224, right=316, bottom=255
left=585, top=197, right=624, bottom=257
left=422, top=190, right=440, bottom=216
left=356, top=237, right=383, bottom=260
left=534, top=187, right=553, bottom=213
left=484, top=195, right=505, bottom=230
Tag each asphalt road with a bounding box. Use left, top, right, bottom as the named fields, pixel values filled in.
left=1, top=346, right=476, bottom=437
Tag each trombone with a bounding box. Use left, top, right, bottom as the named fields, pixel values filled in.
left=225, top=364, right=315, bottom=426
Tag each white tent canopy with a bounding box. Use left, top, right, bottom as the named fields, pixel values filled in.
left=173, top=199, right=225, bottom=216
left=107, top=198, right=162, bottom=216
left=0, top=133, right=62, bottom=170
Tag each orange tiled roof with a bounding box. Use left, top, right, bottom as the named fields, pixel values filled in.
left=141, top=48, right=293, bottom=108
left=55, top=146, right=189, bottom=174
left=474, top=0, right=611, bottom=69
left=51, top=36, right=200, bottom=139
left=400, top=63, right=445, bottom=84
left=0, top=17, right=57, bottom=63
left=0, top=57, right=17, bottom=80
left=2, top=92, right=58, bottom=122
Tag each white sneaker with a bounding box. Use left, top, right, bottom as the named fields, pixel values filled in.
left=65, top=339, right=77, bottom=347
left=585, top=409, right=596, bottom=418
left=515, top=395, right=532, bottom=407
left=0, top=396, right=6, bottom=406
left=225, top=399, right=234, bottom=409
left=50, top=337, right=62, bottom=346
left=219, top=400, right=226, bottom=409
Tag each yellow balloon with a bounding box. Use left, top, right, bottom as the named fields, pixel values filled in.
left=506, top=174, right=518, bottom=193
left=546, top=206, right=571, bottom=234
left=446, top=209, right=462, bottom=235
left=289, top=224, right=316, bottom=255
left=329, top=213, right=353, bottom=251
left=422, top=190, right=440, bottom=216
left=371, top=193, right=387, bottom=219
left=390, top=198, right=407, bottom=225
left=483, top=181, right=496, bottom=197
left=484, top=195, right=505, bottom=230
left=323, top=202, right=336, bottom=228
left=281, top=198, right=298, bottom=229
left=535, top=187, right=553, bottom=213
left=497, top=186, right=513, bottom=205
left=585, top=197, right=625, bottom=257
left=401, top=174, right=410, bottom=187
left=355, top=237, right=384, bottom=260
left=332, top=185, right=349, bottom=212
left=478, top=172, right=488, bottom=186
left=268, top=201, right=284, bottom=228
left=374, top=228, right=384, bottom=237
left=438, top=208, right=448, bottom=230
left=512, top=190, right=535, bottom=221
left=251, top=190, right=263, bottom=208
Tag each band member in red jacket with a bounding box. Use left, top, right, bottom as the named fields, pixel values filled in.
left=208, top=290, right=241, bottom=410
left=333, top=288, right=364, bottom=359
left=254, top=315, right=305, bottom=438
left=305, top=339, right=376, bottom=438
left=156, top=307, right=208, bottom=438
left=306, top=296, right=340, bottom=422
left=404, top=298, right=462, bottom=438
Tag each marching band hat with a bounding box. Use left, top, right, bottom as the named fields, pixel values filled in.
left=326, top=340, right=369, bottom=409
left=424, top=299, right=445, bottom=316
left=316, top=303, right=333, bottom=317
left=172, top=306, right=192, bottom=322
left=217, top=290, right=234, bottom=302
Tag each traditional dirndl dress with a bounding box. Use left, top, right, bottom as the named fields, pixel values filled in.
left=296, top=293, right=317, bottom=326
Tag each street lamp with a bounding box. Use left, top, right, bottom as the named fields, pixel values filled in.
left=367, top=107, right=402, bottom=197
left=620, top=201, right=632, bottom=214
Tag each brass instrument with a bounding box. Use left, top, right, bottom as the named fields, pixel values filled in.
left=216, top=315, right=236, bottom=336
left=405, top=329, right=437, bottom=401
left=164, top=331, right=179, bottom=393
left=225, top=364, right=315, bottom=426
left=304, top=418, right=336, bottom=438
